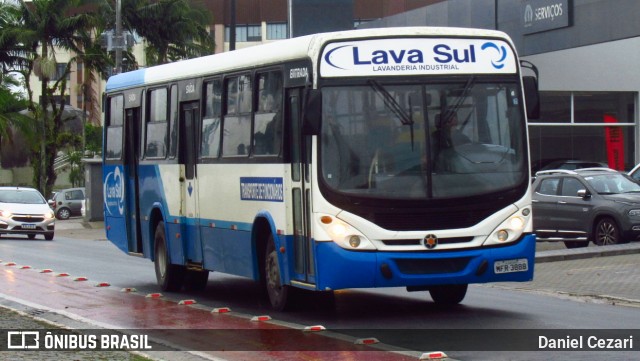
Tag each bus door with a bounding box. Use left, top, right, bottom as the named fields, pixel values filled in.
left=179, top=101, right=203, bottom=264
left=288, top=88, right=315, bottom=285
left=124, top=106, right=143, bottom=254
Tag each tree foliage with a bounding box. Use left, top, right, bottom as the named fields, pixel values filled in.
left=117, top=0, right=215, bottom=65
left=0, top=0, right=215, bottom=194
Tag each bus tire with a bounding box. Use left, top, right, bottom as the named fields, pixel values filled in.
left=429, top=284, right=468, bottom=305
left=154, top=221, right=184, bottom=292
left=184, top=269, right=209, bottom=292
left=264, top=235, right=290, bottom=311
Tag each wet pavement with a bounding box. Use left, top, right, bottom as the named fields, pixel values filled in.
left=1, top=219, right=639, bottom=360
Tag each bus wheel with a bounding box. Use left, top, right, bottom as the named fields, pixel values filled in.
left=429, top=284, right=468, bottom=305
left=265, top=236, right=290, bottom=311
left=154, top=221, right=184, bottom=292
left=184, top=269, right=209, bottom=292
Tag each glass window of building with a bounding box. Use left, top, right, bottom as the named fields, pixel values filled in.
left=267, top=23, right=287, bottom=40
left=225, top=25, right=261, bottom=42
left=529, top=91, right=635, bottom=172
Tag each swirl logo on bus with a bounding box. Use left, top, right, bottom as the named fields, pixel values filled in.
left=104, top=166, right=125, bottom=216
left=480, top=42, right=508, bottom=70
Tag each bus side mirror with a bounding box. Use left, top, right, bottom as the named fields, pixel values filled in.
left=523, top=76, right=540, bottom=120
left=302, top=89, right=322, bottom=135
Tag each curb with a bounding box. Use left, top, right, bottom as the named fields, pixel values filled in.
left=536, top=242, right=640, bottom=263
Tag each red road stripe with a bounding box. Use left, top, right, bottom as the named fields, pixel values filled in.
left=0, top=267, right=418, bottom=360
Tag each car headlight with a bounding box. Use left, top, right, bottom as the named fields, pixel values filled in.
left=0, top=210, right=12, bottom=218
left=484, top=207, right=532, bottom=246
left=44, top=211, right=55, bottom=220
left=317, top=215, right=377, bottom=250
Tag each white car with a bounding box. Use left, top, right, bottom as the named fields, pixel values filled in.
left=0, top=187, right=55, bottom=240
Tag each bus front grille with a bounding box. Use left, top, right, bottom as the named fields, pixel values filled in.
left=382, top=236, right=474, bottom=246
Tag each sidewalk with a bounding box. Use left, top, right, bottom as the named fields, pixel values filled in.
left=54, top=219, right=107, bottom=240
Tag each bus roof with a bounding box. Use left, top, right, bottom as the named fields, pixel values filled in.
left=105, top=26, right=514, bottom=92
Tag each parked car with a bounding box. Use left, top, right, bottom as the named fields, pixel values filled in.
left=532, top=168, right=640, bottom=248
left=536, top=159, right=608, bottom=172
left=49, top=187, right=85, bottom=220
left=0, top=187, right=55, bottom=240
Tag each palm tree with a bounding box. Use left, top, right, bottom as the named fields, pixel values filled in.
left=0, top=2, right=36, bottom=168
left=11, top=0, right=107, bottom=195
left=117, top=0, right=215, bottom=65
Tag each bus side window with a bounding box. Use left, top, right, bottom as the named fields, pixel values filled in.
left=201, top=79, right=222, bottom=158
left=254, top=71, right=283, bottom=156
left=106, top=95, right=124, bottom=160
left=223, top=75, right=252, bottom=157
left=146, top=88, right=168, bottom=158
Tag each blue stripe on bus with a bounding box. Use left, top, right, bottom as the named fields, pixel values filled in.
left=105, top=69, right=147, bottom=91
left=314, top=234, right=536, bottom=291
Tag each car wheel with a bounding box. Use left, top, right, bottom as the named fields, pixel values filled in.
left=56, top=208, right=71, bottom=220
left=44, top=232, right=54, bottom=241
left=153, top=221, right=184, bottom=291
left=429, top=284, right=468, bottom=306
left=264, top=235, right=291, bottom=311
left=593, top=217, right=625, bottom=246
left=28, top=234, right=36, bottom=240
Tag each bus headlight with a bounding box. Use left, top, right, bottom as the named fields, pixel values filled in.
left=317, top=215, right=377, bottom=250
left=484, top=208, right=531, bottom=246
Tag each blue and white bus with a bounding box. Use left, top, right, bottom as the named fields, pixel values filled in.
left=103, top=27, right=539, bottom=310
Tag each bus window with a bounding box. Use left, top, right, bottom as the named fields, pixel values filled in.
left=106, top=95, right=124, bottom=160
left=146, top=88, right=168, bottom=158
left=254, top=71, right=283, bottom=156
left=202, top=79, right=222, bottom=158
left=223, top=75, right=251, bottom=157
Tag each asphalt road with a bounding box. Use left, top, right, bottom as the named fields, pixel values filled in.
left=1, top=218, right=639, bottom=361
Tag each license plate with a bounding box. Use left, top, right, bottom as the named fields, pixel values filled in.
left=22, top=224, right=36, bottom=230
left=494, top=258, right=529, bottom=274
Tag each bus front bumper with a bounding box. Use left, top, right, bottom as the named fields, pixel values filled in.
left=313, top=233, right=535, bottom=291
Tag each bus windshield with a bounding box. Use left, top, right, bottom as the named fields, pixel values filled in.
left=320, top=78, right=527, bottom=200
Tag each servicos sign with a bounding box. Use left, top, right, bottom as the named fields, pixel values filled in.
left=523, top=0, right=571, bottom=34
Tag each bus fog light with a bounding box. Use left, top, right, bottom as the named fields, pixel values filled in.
left=348, top=235, right=361, bottom=248
left=496, top=230, right=509, bottom=242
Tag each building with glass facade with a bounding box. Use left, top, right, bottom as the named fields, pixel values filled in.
left=360, top=0, right=640, bottom=171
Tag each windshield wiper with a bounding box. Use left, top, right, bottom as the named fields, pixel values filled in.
left=368, top=80, right=414, bottom=149
left=368, top=80, right=413, bottom=126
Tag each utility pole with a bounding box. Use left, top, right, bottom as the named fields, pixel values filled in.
left=115, top=0, right=123, bottom=74
left=229, top=0, right=236, bottom=51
